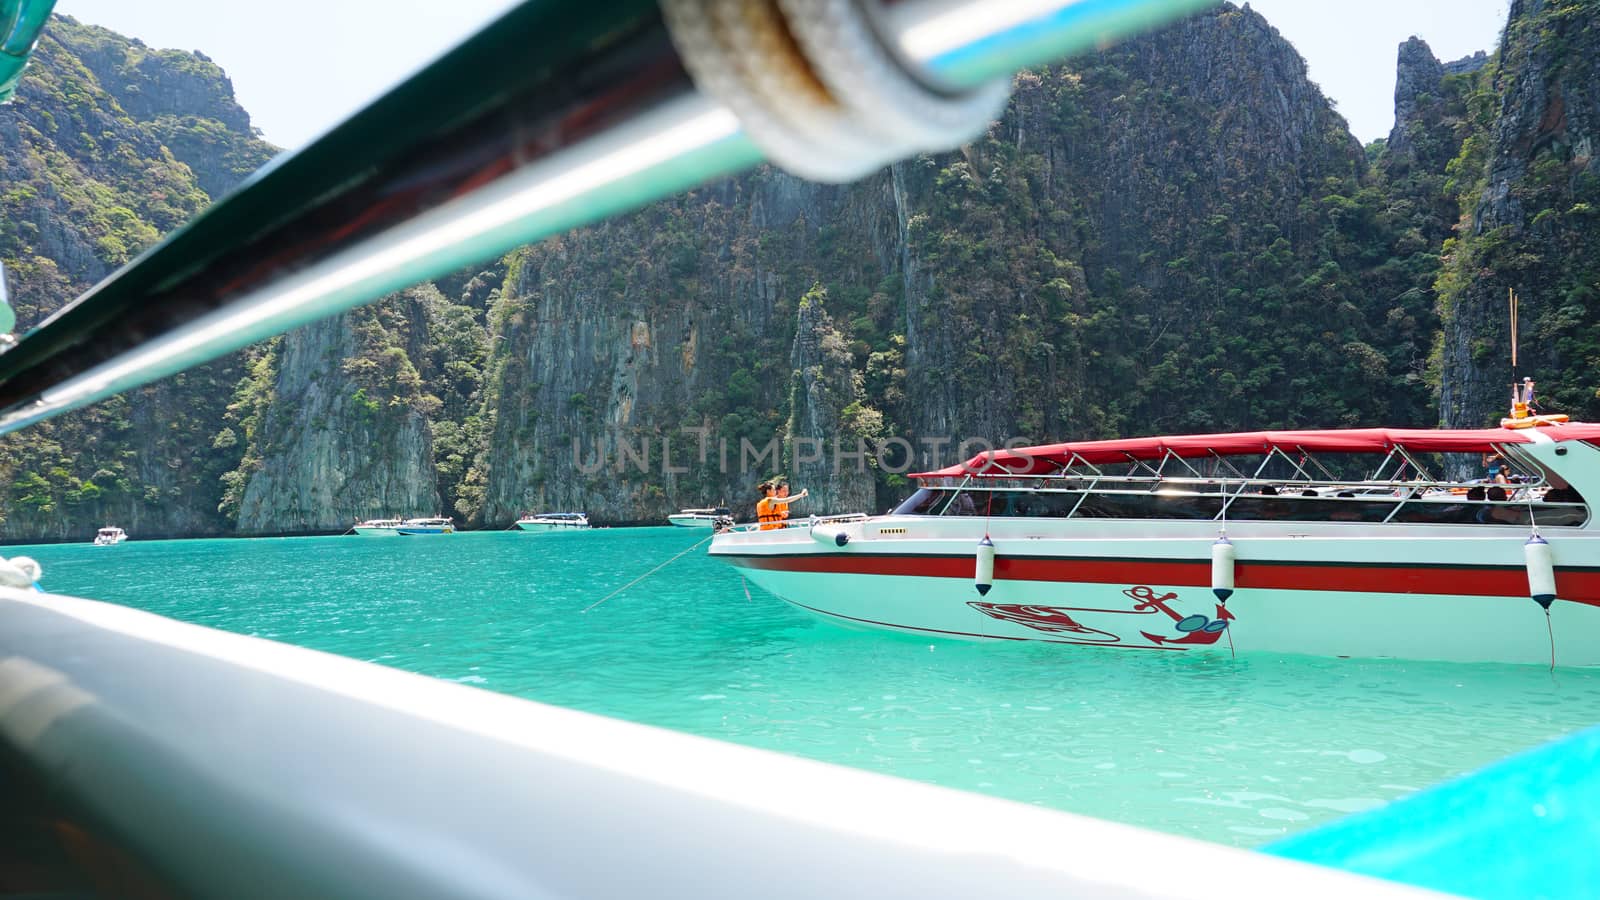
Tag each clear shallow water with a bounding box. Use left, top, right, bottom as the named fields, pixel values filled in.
left=14, top=528, right=1600, bottom=847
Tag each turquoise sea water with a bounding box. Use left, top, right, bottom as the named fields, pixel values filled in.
left=14, top=527, right=1600, bottom=848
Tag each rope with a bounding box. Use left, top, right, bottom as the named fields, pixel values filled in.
left=1546, top=608, right=1556, bottom=673
left=583, top=533, right=715, bottom=613
left=0, top=554, right=41, bottom=590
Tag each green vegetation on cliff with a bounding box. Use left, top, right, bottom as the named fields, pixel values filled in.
left=0, top=15, right=273, bottom=540
left=5, top=1, right=1600, bottom=537
left=1436, top=0, right=1600, bottom=426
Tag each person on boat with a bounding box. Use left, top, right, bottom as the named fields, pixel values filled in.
left=756, top=482, right=782, bottom=531
left=1483, top=454, right=1509, bottom=484
left=1522, top=377, right=1541, bottom=415
left=769, top=481, right=809, bottom=526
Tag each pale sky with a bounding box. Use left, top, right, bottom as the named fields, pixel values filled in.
left=54, top=0, right=1509, bottom=149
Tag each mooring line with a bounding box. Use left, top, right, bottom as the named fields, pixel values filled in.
left=583, top=533, right=716, bottom=613
left=1546, top=608, right=1556, bottom=674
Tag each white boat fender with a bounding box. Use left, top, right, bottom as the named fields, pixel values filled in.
left=1525, top=535, right=1557, bottom=610
left=975, top=536, right=996, bottom=596
left=811, top=524, right=850, bottom=547
left=0, top=555, right=41, bottom=590
left=1211, top=536, right=1235, bottom=603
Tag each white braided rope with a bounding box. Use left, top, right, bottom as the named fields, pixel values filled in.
left=662, top=0, right=1013, bottom=182
left=778, top=0, right=1011, bottom=147
left=0, top=554, right=40, bottom=589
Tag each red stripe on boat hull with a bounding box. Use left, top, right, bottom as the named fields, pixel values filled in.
left=720, top=553, right=1600, bottom=606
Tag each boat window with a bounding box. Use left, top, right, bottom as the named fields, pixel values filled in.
left=892, top=488, right=947, bottom=516
left=901, top=464, right=1590, bottom=526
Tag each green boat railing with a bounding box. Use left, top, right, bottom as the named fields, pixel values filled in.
left=0, top=0, right=1215, bottom=435
left=0, top=0, right=55, bottom=102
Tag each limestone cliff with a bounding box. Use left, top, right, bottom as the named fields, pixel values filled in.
left=477, top=2, right=1439, bottom=523
left=786, top=286, right=881, bottom=516
left=236, top=291, right=443, bottom=533
left=18, top=2, right=1600, bottom=538
left=0, top=15, right=274, bottom=542
left=1438, top=0, right=1600, bottom=427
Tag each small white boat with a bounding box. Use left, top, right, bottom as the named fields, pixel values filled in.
left=92, top=526, right=127, bottom=546
left=515, top=512, right=591, bottom=532
left=667, top=507, right=731, bottom=528
left=396, top=517, right=455, bottom=535
left=352, top=518, right=402, bottom=536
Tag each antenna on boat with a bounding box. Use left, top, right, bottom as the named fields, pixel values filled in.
left=1509, top=288, right=1522, bottom=418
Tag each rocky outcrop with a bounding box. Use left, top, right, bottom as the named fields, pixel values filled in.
left=786, top=286, right=880, bottom=515
left=1388, top=38, right=1449, bottom=171
left=22, top=2, right=1600, bottom=539
left=1385, top=39, right=1491, bottom=178
left=1445, top=51, right=1491, bottom=77
left=477, top=2, right=1434, bottom=523
left=1438, top=0, right=1600, bottom=427
left=236, top=293, right=442, bottom=533
left=56, top=20, right=265, bottom=199
left=0, top=16, right=273, bottom=543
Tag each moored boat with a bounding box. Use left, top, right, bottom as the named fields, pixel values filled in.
left=396, top=517, right=455, bottom=535
left=92, top=526, right=127, bottom=546
left=667, top=507, right=731, bottom=528
left=352, top=518, right=402, bottom=536
left=515, top=512, right=591, bottom=532
left=709, top=421, right=1600, bottom=665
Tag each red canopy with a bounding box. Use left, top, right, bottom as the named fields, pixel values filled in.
left=913, top=423, right=1600, bottom=477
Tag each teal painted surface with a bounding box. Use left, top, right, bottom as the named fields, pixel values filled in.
left=15, top=528, right=1600, bottom=848
left=1266, top=725, right=1600, bottom=899
left=0, top=0, right=56, bottom=101
left=920, top=0, right=1221, bottom=88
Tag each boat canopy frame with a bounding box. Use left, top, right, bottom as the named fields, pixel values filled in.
left=906, top=443, right=1587, bottom=527
left=914, top=425, right=1600, bottom=478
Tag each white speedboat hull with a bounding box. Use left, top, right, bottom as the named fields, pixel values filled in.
left=667, top=514, right=716, bottom=528
left=713, top=518, right=1600, bottom=666
left=352, top=526, right=399, bottom=537
left=516, top=521, right=591, bottom=532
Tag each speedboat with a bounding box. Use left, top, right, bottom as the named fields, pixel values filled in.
left=396, top=517, right=455, bottom=535
left=92, top=526, right=127, bottom=546
left=667, top=507, right=731, bottom=528
left=709, top=421, right=1600, bottom=665
left=352, top=518, right=402, bottom=536
left=515, top=512, right=591, bottom=532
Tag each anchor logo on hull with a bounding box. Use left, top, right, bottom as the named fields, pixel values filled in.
left=967, top=586, right=1233, bottom=648
left=1123, top=586, right=1233, bottom=646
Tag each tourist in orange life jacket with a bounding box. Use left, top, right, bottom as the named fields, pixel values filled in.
left=770, top=481, right=808, bottom=525
left=756, top=482, right=782, bottom=530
